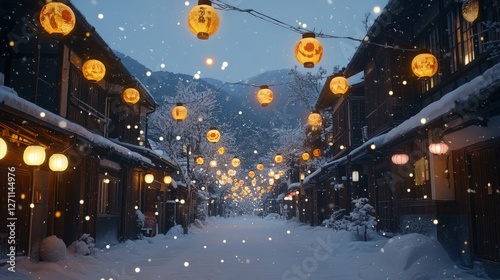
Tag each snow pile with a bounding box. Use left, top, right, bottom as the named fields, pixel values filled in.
left=39, top=235, right=67, bottom=262
left=359, top=233, right=460, bottom=279
left=68, top=234, right=96, bottom=256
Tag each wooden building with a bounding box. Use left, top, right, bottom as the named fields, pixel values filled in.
left=308, top=0, right=500, bottom=268
left=0, top=0, right=179, bottom=259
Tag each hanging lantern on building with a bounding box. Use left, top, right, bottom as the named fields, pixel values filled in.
left=231, top=156, right=241, bottom=167
left=391, top=153, right=409, bottom=165
left=302, top=152, right=310, bottom=161
left=187, top=0, right=220, bottom=40
left=164, top=175, right=172, bottom=184
left=462, top=0, right=479, bottom=23
left=39, top=2, right=76, bottom=36
left=248, top=170, right=255, bottom=178
left=257, top=86, right=274, bottom=107
left=429, top=143, right=449, bottom=155
left=294, top=33, right=323, bottom=68
left=144, top=173, right=154, bottom=183
left=0, top=137, right=7, bottom=160
left=329, top=75, right=349, bottom=95
left=217, top=147, right=225, bottom=155
left=206, top=127, right=221, bottom=143
left=23, top=145, right=46, bottom=166
left=195, top=156, right=204, bottom=165
left=313, top=148, right=322, bottom=157
left=256, top=163, right=264, bottom=171
left=171, top=103, right=188, bottom=122
left=411, top=51, right=438, bottom=78
left=82, top=59, right=106, bottom=82
left=308, top=111, right=322, bottom=127
left=123, top=88, right=140, bottom=104
left=274, top=153, right=283, bottom=163
left=49, top=153, right=68, bottom=172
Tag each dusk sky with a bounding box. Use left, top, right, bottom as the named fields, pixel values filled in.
left=74, top=0, right=388, bottom=82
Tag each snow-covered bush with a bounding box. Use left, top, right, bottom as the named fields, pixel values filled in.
left=136, top=209, right=146, bottom=239
left=346, top=198, right=377, bottom=241
left=39, top=235, right=67, bottom=262
left=322, top=209, right=349, bottom=230
left=70, top=233, right=96, bottom=256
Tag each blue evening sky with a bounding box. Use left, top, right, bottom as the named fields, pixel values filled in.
left=74, top=0, right=388, bottom=82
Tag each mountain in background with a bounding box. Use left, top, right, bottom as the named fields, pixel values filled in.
left=116, top=51, right=309, bottom=168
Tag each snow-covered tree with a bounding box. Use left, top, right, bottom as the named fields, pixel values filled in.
left=287, top=66, right=327, bottom=111
left=347, top=198, right=377, bottom=241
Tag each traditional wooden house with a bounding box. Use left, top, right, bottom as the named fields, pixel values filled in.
left=309, top=0, right=500, bottom=269
left=0, top=0, right=179, bottom=259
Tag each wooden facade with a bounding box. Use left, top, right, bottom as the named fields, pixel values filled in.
left=0, top=1, right=179, bottom=259
left=307, top=0, right=500, bottom=268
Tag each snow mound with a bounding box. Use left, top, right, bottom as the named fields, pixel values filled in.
left=264, top=213, right=281, bottom=220
left=166, top=225, right=184, bottom=238
left=39, top=235, right=67, bottom=262
left=359, top=233, right=458, bottom=279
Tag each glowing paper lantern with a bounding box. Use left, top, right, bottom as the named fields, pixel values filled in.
left=313, top=148, right=322, bottom=157
left=164, top=175, right=172, bottom=184
left=172, top=103, right=188, bottom=122
left=302, top=152, right=310, bottom=161
left=462, top=0, right=479, bottom=23
left=294, top=33, right=323, bottom=68
left=195, top=156, right=204, bottom=165
left=256, top=163, right=264, bottom=171
left=145, top=173, right=154, bottom=183
left=411, top=51, right=438, bottom=78
left=206, top=127, right=221, bottom=143
left=231, top=157, right=241, bottom=168
left=248, top=170, right=255, bottom=178
left=329, top=76, right=349, bottom=95
left=274, top=154, right=283, bottom=163
left=391, top=154, right=409, bottom=165
left=308, top=111, right=322, bottom=127
left=23, top=145, right=46, bottom=166
left=257, top=86, right=274, bottom=107
left=49, top=153, right=68, bottom=172
left=82, top=59, right=106, bottom=82
left=187, top=0, right=220, bottom=40
left=123, top=88, right=140, bottom=104
left=39, top=2, right=76, bottom=36
left=429, top=143, right=449, bottom=155
left=217, top=147, right=225, bottom=155
left=0, top=137, right=7, bottom=160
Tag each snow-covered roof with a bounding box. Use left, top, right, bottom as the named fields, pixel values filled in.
left=288, top=182, right=300, bottom=191
left=0, top=86, right=152, bottom=165
left=110, top=138, right=178, bottom=169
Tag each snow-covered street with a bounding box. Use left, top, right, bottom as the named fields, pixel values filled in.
left=8, top=215, right=485, bottom=280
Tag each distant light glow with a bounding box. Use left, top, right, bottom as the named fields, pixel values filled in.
left=135, top=267, right=140, bottom=273
left=433, top=219, right=439, bottom=225
left=184, top=261, right=189, bottom=267
left=40, top=112, right=46, bottom=117
left=206, top=57, right=214, bottom=66
left=185, top=1, right=189, bottom=6
left=146, top=71, right=152, bottom=76
left=373, top=6, right=382, bottom=14
left=420, top=118, right=427, bottom=124
left=222, top=61, right=229, bottom=67
left=238, top=111, right=242, bottom=115
left=98, top=13, right=104, bottom=19
left=160, top=63, right=166, bottom=68
left=194, top=73, right=200, bottom=79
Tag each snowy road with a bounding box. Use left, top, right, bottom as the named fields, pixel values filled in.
left=10, top=215, right=484, bottom=279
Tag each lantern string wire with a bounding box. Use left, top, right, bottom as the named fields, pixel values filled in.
left=211, top=0, right=418, bottom=52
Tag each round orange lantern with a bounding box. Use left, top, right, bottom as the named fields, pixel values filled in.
left=187, top=0, right=220, bottom=40
left=231, top=157, right=241, bottom=167
left=411, top=51, right=438, bottom=78
left=302, top=152, right=310, bottom=161
left=172, top=103, right=188, bottom=122
left=257, top=86, right=274, bottom=107
left=462, top=0, right=479, bottom=23
left=82, top=59, right=106, bottom=82
left=391, top=154, right=409, bottom=165
left=195, top=156, right=204, bottom=165
left=123, top=88, right=140, bottom=104
left=256, top=163, right=264, bottom=171
left=308, top=111, right=322, bottom=127
left=0, top=137, right=7, bottom=160
left=248, top=170, right=255, bottom=178
left=329, top=76, right=349, bottom=95
left=313, top=148, right=322, bottom=157
left=164, top=175, right=172, bottom=184
left=206, top=127, right=221, bottom=143
left=39, top=2, right=76, bottom=36
left=429, top=143, right=449, bottom=155
left=294, top=33, right=323, bottom=68
left=217, top=147, right=225, bottom=155
left=274, top=153, right=283, bottom=163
